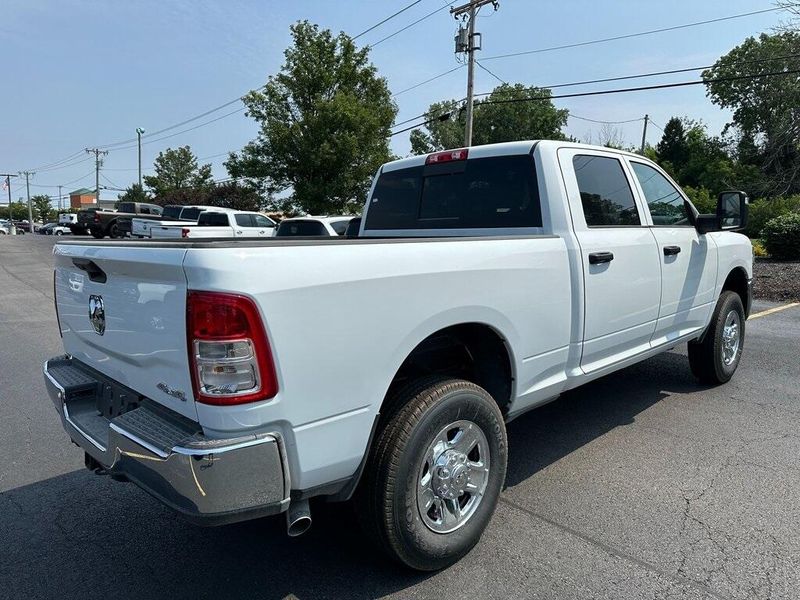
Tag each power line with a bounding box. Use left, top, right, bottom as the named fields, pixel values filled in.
left=475, top=60, right=507, bottom=85
left=368, top=1, right=453, bottom=48
left=569, top=114, right=644, bottom=125
left=481, top=7, right=781, bottom=62
left=475, top=51, right=800, bottom=98
left=353, top=0, right=423, bottom=39
left=393, top=65, right=465, bottom=97
left=391, top=67, right=800, bottom=136
left=392, top=53, right=800, bottom=129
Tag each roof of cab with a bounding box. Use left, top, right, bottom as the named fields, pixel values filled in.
left=380, top=139, right=647, bottom=174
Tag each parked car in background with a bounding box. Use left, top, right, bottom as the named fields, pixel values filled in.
left=58, top=213, right=78, bottom=227
left=86, top=202, right=163, bottom=239
left=14, top=220, right=35, bottom=233
left=48, top=224, right=71, bottom=236
left=0, top=219, right=11, bottom=234
left=275, top=215, right=355, bottom=237
left=149, top=209, right=276, bottom=239
left=38, top=222, right=58, bottom=234
left=44, top=141, right=752, bottom=570
left=131, top=204, right=222, bottom=238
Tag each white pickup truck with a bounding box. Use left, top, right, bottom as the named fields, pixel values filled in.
left=149, top=209, right=276, bottom=239
left=44, top=141, right=752, bottom=570
left=130, top=204, right=219, bottom=238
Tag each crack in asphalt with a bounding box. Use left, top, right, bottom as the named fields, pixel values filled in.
left=499, top=496, right=732, bottom=600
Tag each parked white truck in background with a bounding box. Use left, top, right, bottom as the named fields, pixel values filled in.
left=131, top=205, right=220, bottom=238
left=148, top=209, right=276, bottom=239
left=44, top=141, right=752, bottom=570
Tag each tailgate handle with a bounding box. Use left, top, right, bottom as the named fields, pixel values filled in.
left=72, top=259, right=107, bottom=283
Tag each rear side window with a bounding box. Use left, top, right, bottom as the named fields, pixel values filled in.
left=573, top=155, right=640, bottom=226
left=276, top=220, right=328, bottom=236
left=329, top=220, right=349, bottom=235
left=365, top=155, right=541, bottom=230
left=180, top=208, right=202, bottom=221
left=235, top=214, right=254, bottom=227
left=118, top=202, right=135, bottom=213
left=163, top=206, right=182, bottom=219
left=198, top=212, right=229, bottom=226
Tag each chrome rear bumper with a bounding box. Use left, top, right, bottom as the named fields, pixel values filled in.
left=43, top=356, right=290, bottom=525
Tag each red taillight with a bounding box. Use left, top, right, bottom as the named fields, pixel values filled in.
left=181, top=228, right=190, bottom=238
left=94, top=212, right=100, bottom=223
left=426, top=148, right=468, bottom=165
left=186, top=291, right=278, bottom=405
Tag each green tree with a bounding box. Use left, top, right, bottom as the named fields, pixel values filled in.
left=704, top=33, right=800, bottom=196
left=144, top=146, right=213, bottom=199
left=655, top=117, right=688, bottom=171
left=31, top=195, right=53, bottom=222
left=117, top=183, right=151, bottom=205
left=226, top=21, right=397, bottom=215
left=0, top=201, right=29, bottom=221
left=409, top=84, right=568, bottom=154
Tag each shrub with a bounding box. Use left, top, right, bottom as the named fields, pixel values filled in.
left=682, top=185, right=716, bottom=214
left=751, top=239, right=768, bottom=257
left=762, top=212, right=800, bottom=260
left=745, top=195, right=800, bottom=239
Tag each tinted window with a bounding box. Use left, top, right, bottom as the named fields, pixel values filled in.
left=344, top=217, right=361, bottom=237
left=254, top=215, right=274, bottom=228
left=235, top=214, right=254, bottom=227
left=630, top=162, right=689, bottom=226
left=118, top=202, right=135, bottom=213
left=276, top=220, right=329, bottom=236
left=180, top=208, right=202, bottom=221
left=365, top=155, right=541, bottom=230
left=573, top=155, right=640, bottom=226
left=163, top=206, right=182, bottom=219
left=197, top=212, right=229, bottom=226
left=329, top=220, right=349, bottom=235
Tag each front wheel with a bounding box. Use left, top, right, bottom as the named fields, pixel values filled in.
left=356, top=376, right=507, bottom=571
left=688, top=291, right=745, bottom=384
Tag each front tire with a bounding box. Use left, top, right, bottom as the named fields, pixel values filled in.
left=356, top=376, right=507, bottom=571
left=688, top=291, right=745, bottom=384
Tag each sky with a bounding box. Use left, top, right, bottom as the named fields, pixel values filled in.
left=0, top=0, right=788, bottom=204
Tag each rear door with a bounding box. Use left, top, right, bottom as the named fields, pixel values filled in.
left=234, top=213, right=260, bottom=237
left=627, top=159, right=717, bottom=344
left=53, top=243, right=196, bottom=419
left=558, top=148, right=662, bottom=373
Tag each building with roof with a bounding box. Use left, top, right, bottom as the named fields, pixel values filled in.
left=69, top=188, right=115, bottom=210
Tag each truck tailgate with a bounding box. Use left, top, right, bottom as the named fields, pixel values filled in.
left=53, top=243, right=197, bottom=420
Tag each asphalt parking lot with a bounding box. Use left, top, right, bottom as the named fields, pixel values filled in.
left=1, top=235, right=799, bottom=600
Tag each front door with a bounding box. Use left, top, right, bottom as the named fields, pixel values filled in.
left=559, top=149, right=662, bottom=374
left=627, top=159, right=718, bottom=345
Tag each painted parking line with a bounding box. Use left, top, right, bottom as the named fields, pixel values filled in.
left=749, top=302, right=800, bottom=320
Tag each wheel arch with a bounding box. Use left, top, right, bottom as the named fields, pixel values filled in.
left=721, top=266, right=751, bottom=317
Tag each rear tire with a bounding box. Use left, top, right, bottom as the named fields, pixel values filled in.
left=688, top=291, right=745, bottom=384
left=355, top=376, right=507, bottom=571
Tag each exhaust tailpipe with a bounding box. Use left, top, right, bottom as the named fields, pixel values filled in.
left=286, top=499, right=312, bottom=537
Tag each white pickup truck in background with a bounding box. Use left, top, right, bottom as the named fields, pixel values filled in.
left=131, top=204, right=219, bottom=238
left=148, top=209, right=277, bottom=239
left=44, top=140, right=752, bottom=571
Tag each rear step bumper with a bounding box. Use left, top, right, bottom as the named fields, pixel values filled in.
left=43, top=356, right=290, bottom=525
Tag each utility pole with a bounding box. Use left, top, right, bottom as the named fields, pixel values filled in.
left=452, top=0, right=497, bottom=147
left=1, top=173, right=18, bottom=230
left=19, top=171, right=35, bottom=228
left=86, top=148, right=109, bottom=205
left=136, top=127, right=145, bottom=187
left=640, top=114, right=649, bottom=155
left=57, top=185, right=63, bottom=212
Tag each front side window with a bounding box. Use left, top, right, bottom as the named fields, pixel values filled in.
left=630, top=161, right=690, bottom=226
left=573, top=155, right=640, bottom=226
left=329, top=220, right=349, bottom=235
left=253, top=215, right=273, bottom=228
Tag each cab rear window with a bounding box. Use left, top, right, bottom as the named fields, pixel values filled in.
left=365, top=155, right=541, bottom=230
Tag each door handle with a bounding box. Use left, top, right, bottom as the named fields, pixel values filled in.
left=259, top=230, right=265, bottom=234
left=663, top=245, right=681, bottom=256
left=588, top=251, right=614, bottom=265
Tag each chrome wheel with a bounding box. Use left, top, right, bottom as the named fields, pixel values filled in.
left=417, top=419, right=490, bottom=534
left=721, top=310, right=741, bottom=366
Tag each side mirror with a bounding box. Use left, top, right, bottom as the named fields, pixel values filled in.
left=717, top=190, right=748, bottom=231
left=694, top=190, right=749, bottom=234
